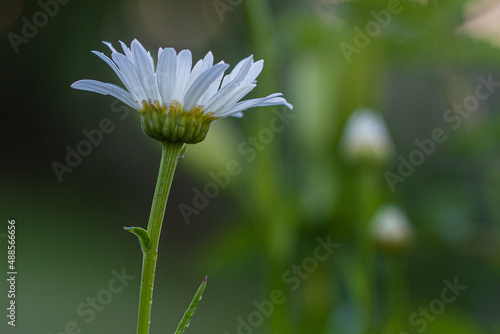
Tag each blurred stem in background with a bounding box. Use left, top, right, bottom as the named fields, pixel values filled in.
left=338, top=46, right=383, bottom=333
left=383, top=252, right=409, bottom=333
left=355, top=168, right=381, bottom=332
left=243, top=1, right=390, bottom=332
left=244, top=0, right=297, bottom=333
left=287, top=28, right=343, bottom=333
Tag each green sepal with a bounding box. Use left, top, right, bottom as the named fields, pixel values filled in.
left=139, top=101, right=216, bottom=143
left=174, top=276, right=208, bottom=334
left=179, top=144, right=188, bottom=160
left=123, top=226, right=151, bottom=252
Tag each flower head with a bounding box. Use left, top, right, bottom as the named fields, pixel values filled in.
left=370, top=204, right=414, bottom=250
left=339, top=108, right=394, bottom=166
left=71, top=39, right=292, bottom=143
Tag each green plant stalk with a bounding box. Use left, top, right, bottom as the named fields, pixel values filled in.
left=136, top=140, right=184, bottom=334
left=244, top=1, right=295, bottom=333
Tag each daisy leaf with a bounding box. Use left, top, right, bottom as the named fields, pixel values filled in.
left=174, top=277, right=207, bottom=334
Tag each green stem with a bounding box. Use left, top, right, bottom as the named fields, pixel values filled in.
left=137, top=141, right=184, bottom=334
left=244, top=2, right=295, bottom=334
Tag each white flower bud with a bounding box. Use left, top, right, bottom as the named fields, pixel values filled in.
left=339, top=108, right=395, bottom=166
left=370, top=204, right=414, bottom=250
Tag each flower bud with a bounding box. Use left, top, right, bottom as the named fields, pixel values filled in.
left=339, top=108, right=395, bottom=166
left=370, top=204, right=414, bottom=250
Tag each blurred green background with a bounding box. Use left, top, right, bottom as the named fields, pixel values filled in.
left=1, top=0, right=500, bottom=333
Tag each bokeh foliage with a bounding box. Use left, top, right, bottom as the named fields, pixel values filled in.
left=1, top=0, right=500, bottom=333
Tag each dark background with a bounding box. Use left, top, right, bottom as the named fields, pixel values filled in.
left=1, top=0, right=500, bottom=333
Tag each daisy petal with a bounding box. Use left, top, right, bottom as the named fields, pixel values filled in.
left=252, top=96, right=293, bottom=110
left=242, top=60, right=264, bottom=86
left=221, top=55, right=252, bottom=88
left=198, top=69, right=224, bottom=106
left=186, top=59, right=203, bottom=88
left=184, top=63, right=229, bottom=111
left=91, top=51, right=136, bottom=98
left=205, top=56, right=253, bottom=112
left=156, top=47, right=177, bottom=105
left=102, top=41, right=117, bottom=53
left=185, top=51, right=215, bottom=92
left=231, top=112, right=244, bottom=118
left=112, top=53, right=147, bottom=102
left=212, top=84, right=256, bottom=117
left=172, top=49, right=193, bottom=103
left=119, top=40, right=134, bottom=60
left=131, top=39, right=160, bottom=102
left=201, top=51, right=214, bottom=70
left=218, top=93, right=292, bottom=118
left=71, top=80, right=139, bottom=109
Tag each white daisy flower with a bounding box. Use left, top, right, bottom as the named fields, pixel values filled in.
left=71, top=39, right=293, bottom=143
